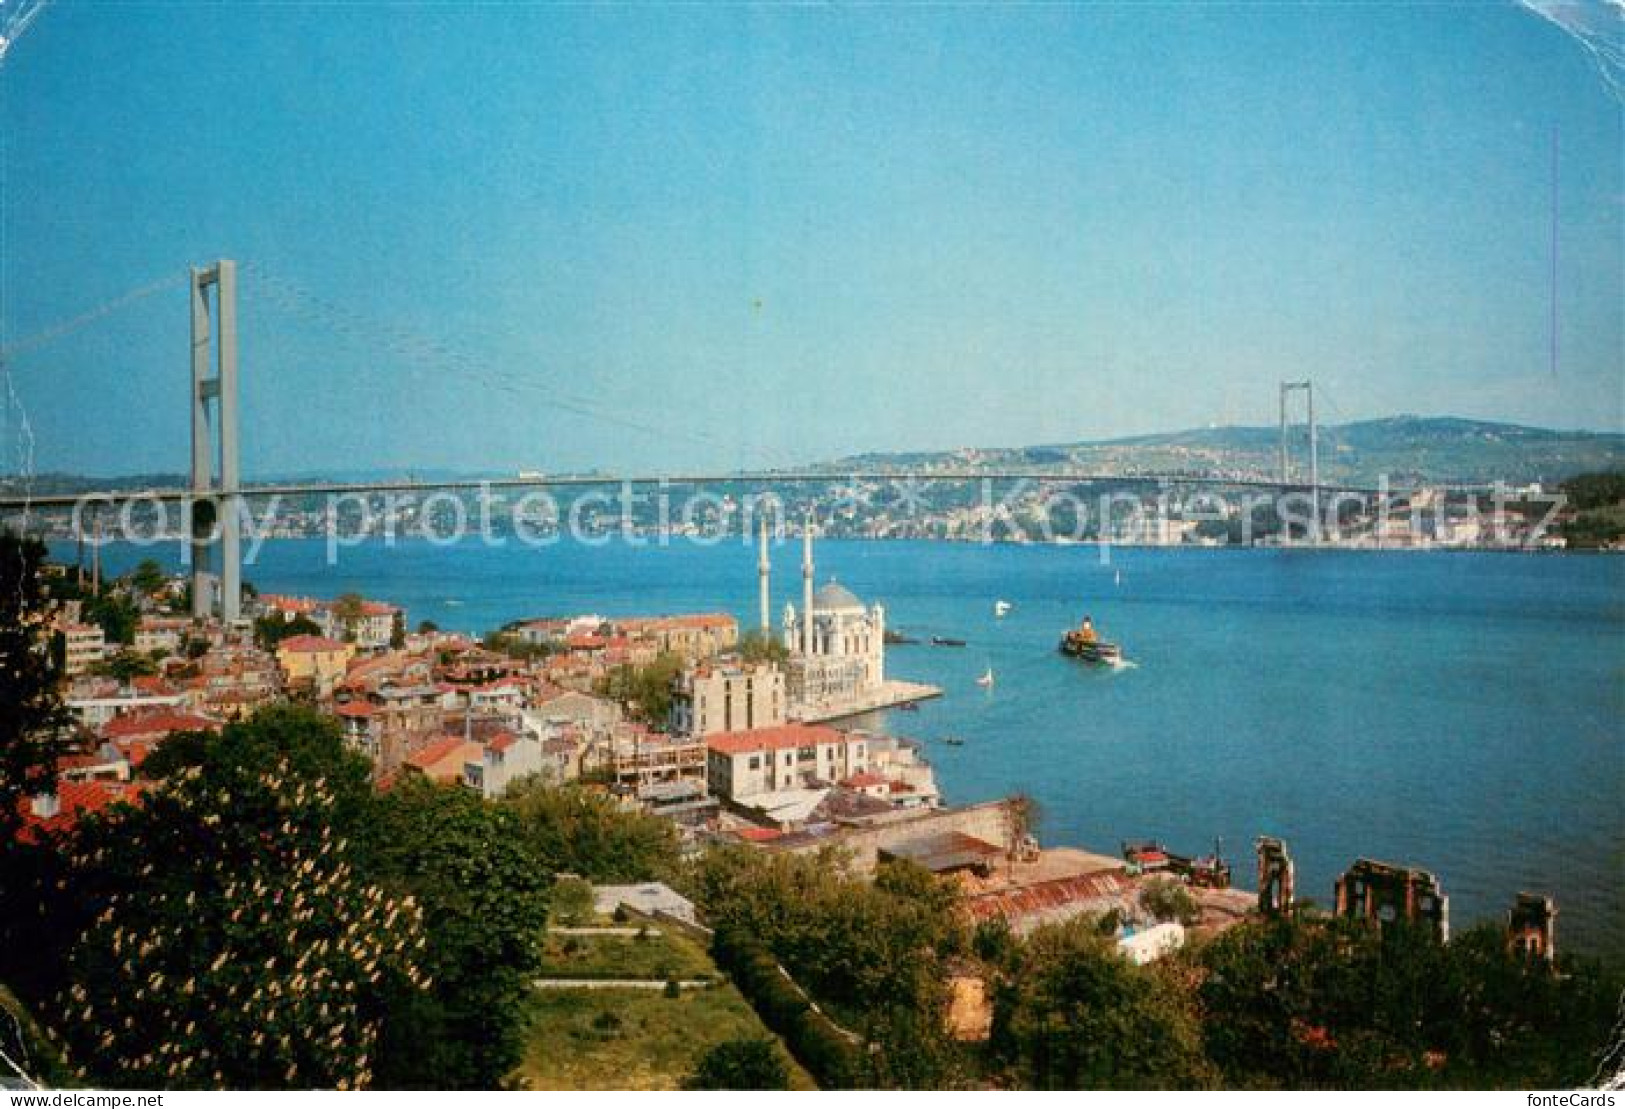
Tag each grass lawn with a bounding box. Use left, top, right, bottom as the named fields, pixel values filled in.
left=515, top=926, right=814, bottom=1090
left=536, top=928, right=714, bottom=981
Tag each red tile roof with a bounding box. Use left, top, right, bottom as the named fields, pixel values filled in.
left=733, top=826, right=782, bottom=843
left=841, top=771, right=887, bottom=789
left=278, top=635, right=349, bottom=653
left=18, top=780, right=149, bottom=841
left=488, top=731, right=520, bottom=754
left=404, top=736, right=475, bottom=771
left=102, top=711, right=219, bottom=740
left=333, top=701, right=379, bottom=718
left=707, top=723, right=846, bottom=756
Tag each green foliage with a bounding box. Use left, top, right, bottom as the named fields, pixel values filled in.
left=0, top=531, right=71, bottom=844
left=1557, top=471, right=1625, bottom=548
left=711, top=926, right=861, bottom=1089
left=503, top=779, right=679, bottom=883
left=1139, top=877, right=1201, bottom=926
left=1560, top=470, right=1625, bottom=512
left=481, top=630, right=552, bottom=661
left=55, top=752, right=429, bottom=1088
left=82, top=590, right=139, bottom=646
left=416, top=620, right=439, bottom=634
left=330, top=593, right=366, bottom=642
left=94, top=648, right=158, bottom=683
left=686, top=848, right=968, bottom=1087
left=598, top=652, right=685, bottom=724
left=990, top=915, right=1214, bottom=1089
left=390, top=611, right=406, bottom=649
left=550, top=875, right=597, bottom=926
left=138, top=706, right=373, bottom=823
left=737, top=630, right=788, bottom=665
left=1196, top=914, right=1623, bottom=1089
left=254, top=613, right=322, bottom=650
left=128, top=559, right=167, bottom=597
left=357, top=777, right=552, bottom=1089
left=683, top=1037, right=791, bottom=1090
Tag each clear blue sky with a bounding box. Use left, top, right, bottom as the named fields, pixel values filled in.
left=1, top=2, right=1620, bottom=477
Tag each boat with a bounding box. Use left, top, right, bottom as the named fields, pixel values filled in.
left=976, top=667, right=994, bottom=687
left=896, top=701, right=920, bottom=712
left=994, top=600, right=1012, bottom=617
left=942, top=736, right=965, bottom=746
left=931, top=636, right=967, bottom=647
left=1058, top=614, right=1122, bottom=665
left=884, top=629, right=920, bottom=645
left=1122, top=839, right=1231, bottom=889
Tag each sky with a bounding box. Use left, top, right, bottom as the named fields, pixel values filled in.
left=0, top=1, right=1621, bottom=477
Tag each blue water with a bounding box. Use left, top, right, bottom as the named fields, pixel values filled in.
left=75, top=538, right=1625, bottom=959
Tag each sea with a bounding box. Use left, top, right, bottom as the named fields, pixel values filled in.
left=71, top=536, right=1625, bottom=960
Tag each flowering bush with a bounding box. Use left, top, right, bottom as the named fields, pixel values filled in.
left=54, top=756, right=429, bottom=1089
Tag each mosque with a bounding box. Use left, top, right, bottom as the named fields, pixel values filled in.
left=756, top=515, right=886, bottom=709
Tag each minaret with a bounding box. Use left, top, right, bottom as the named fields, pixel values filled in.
left=801, top=510, right=814, bottom=658
left=757, top=515, right=771, bottom=633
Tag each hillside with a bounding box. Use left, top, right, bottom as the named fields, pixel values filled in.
left=836, top=417, right=1625, bottom=486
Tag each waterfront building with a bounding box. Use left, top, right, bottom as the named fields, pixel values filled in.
left=670, top=659, right=786, bottom=736
left=778, top=526, right=886, bottom=709
left=705, top=723, right=871, bottom=801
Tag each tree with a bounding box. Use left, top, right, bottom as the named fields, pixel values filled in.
left=683, top=1038, right=791, bottom=1090
left=389, top=611, right=406, bottom=650
left=549, top=875, right=597, bottom=926
left=416, top=620, right=439, bottom=635
left=738, top=629, right=788, bottom=665
left=1139, top=877, right=1201, bottom=926
left=82, top=590, right=139, bottom=645
left=96, top=648, right=158, bottom=684
left=357, top=777, right=551, bottom=1089
left=1197, top=914, right=1623, bottom=1089
left=254, top=613, right=322, bottom=651
left=990, top=915, right=1214, bottom=1089
left=504, top=780, right=679, bottom=883
left=55, top=748, right=430, bottom=1088
left=0, top=530, right=71, bottom=844
left=128, top=558, right=166, bottom=597
left=331, top=593, right=366, bottom=642
left=136, top=705, right=374, bottom=826
left=685, top=847, right=969, bottom=1088
left=598, top=652, right=685, bottom=724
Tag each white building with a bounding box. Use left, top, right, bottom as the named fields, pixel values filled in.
left=670, top=660, right=785, bottom=736
left=777, top=525, right=885, bottom=708
left=470, top=729, right=546, bottom=799
left=705, top=723, right=870, bottom=801
left=58, top=622, right=106, bottom=677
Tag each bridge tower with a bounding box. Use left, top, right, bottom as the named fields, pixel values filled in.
left=188, top=260, right=242, bottom=623
left=1279, top=380, right=1320, bottom=541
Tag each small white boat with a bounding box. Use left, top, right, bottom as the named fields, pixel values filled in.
left=976, top=667, right=995, bottom=687
left=1114, top=569, right=1122, bottom=587
left=994, top=600, right=1012, bottom=617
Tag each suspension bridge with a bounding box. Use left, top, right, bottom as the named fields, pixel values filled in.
left=0, top=258, right=1470, bottom=621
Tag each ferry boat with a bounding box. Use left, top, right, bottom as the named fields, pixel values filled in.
left=1058, top=615, right=1122, bottom=664
left=931, top=635, right=967, bottom=647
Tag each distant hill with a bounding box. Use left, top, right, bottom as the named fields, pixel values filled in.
left=836, top=417, right=1625, bottom=486
left=5, top=417, right=1621, bottom=494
